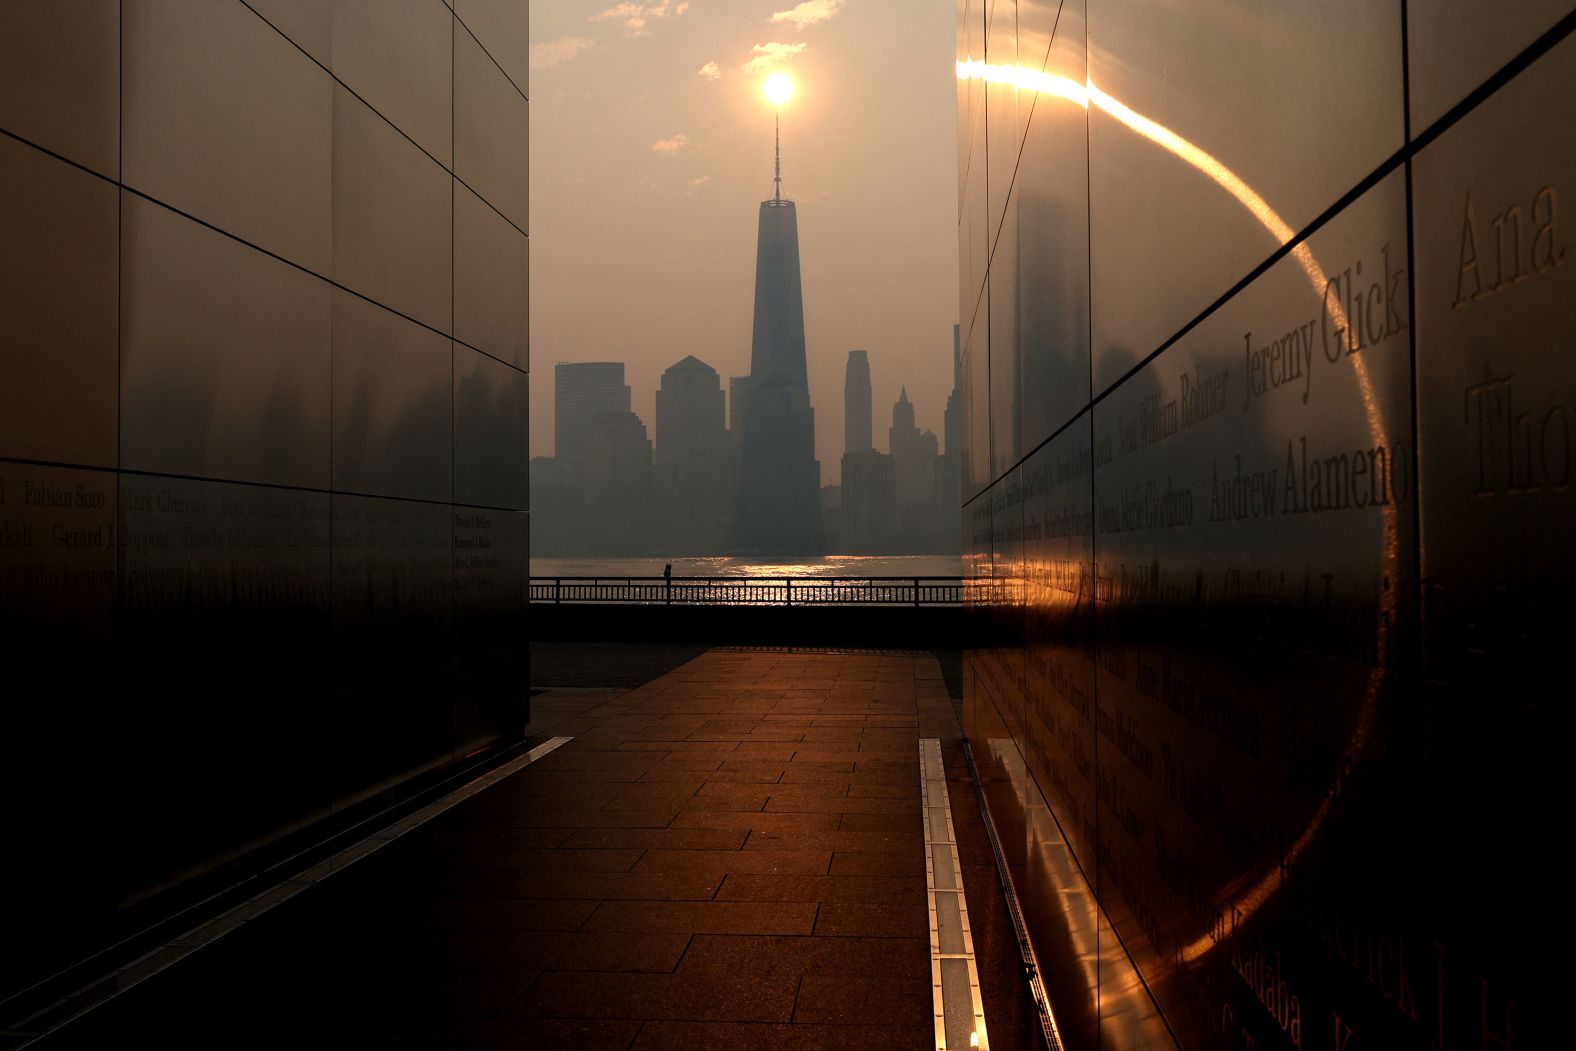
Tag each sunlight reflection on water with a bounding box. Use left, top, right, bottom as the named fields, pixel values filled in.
left=530, top=554, right=965, bottom=578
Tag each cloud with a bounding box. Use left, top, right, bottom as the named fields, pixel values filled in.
left=530, top=37, right=597, bottom=68
left=592, top=1, right=688, bottom=34
left=687, top=175, right=711, bottom=189
left=741, top=42, right=806, bottom=75
left=697, top=61, right=722, bottom=81
left=652, top=134, right=689, bottom=154
left=769, top=0, right=845, bottom=29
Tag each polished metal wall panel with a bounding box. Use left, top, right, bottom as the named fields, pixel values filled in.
left=457, top=0, right=531, bottom=99
left=1014, top=0, right=1061, bottom=146
left=0, top=0, right=118, bottom=177
left=331, top=492, right=455, bottom=797
left=0, top=463, right=117, bottom=633
left=1089, top=171, right=1414, bottom=1048
left=455, top=181, right=530, bottom=370
left=452, top=505, right=529, bottom=754
left=961, top=8, right=1575, bottom=1050
left=1013, top=0, right=1089, bottom=453
left=1087, top=0, right=1403, bottom=392
left=331, top=494, right=452, bottom=630
left=244, top=0, right=331, bottom=67
left=1408, top=47, right=1574, bottom=1043
left=454, top=345, right=530, bottom=511
left=959, top=0, right=989, bottom=345
left=1407, top=0, right=1575, bottom=134
left=117, top=474, right=333, bottom=897
left=985, top=0, right=1019, bottom=247
left=1415, top=27, right=1576, bottom=700
left=962, top=308, right=993, bottom=501
left=1019, top=423, right=1096, bottom=874
left=331, top=85, right=453, bottom=334
left=0, top=463, right=117, bottom=972
left=990, top=200, right=1023, bottom=477
left=0, top=0, right=530, bottom=1002
left=1021, top=773, right=1099, bottom=1051
left=330, top=0, right=453, bottom=168
left=455, top=23, right=529, bottom=234
left=124, top=0, right=333, bottom=273
left=0, top=137, right=118, bottom=468
left=331, top=289, right=453, bottom=503
left=955, top=0, right=973, bottom=218
left=121, top=194, right=332, bottom=490
left=454, top=505, right=530, bottom=618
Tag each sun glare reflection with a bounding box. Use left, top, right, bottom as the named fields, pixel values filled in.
left=957, top=59, right=1396, bottom=968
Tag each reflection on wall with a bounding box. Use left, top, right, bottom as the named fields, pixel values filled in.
left=0, top=0, right=530, bottom=1001
left=957, top=3, right=1576, bottom=1048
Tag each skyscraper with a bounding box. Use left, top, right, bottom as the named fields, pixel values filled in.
left=733, top=117, right=820, bottom=552
left=657, top=356, right=726, bottom=472
left=844, top=350, right=872, bottom=456
left=889, top=386, right=937, bottom=514
left=656, top=356, right=731, bottom=551
left=554, top=362, right=629, bottom=471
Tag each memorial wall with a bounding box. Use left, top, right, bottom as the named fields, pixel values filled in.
left=957, top=3, right=1575, bottom=1048
left=0, top=0, right=530, bottom=998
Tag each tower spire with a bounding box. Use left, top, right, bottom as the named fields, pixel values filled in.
left=773, top=111, right=782, bottom=203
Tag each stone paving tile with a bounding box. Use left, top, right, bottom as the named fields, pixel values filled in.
left=629, top=1021, right=934, bottom=1050
left=31, top=649, right=1041, bottom=1049
left=676, top=934, right=931, bottom=979
left=827, top=851, right=926, bottom=877
left=793, top=974, right=933, bottom=1027
left=459, top=805, right=680, bottom=829
left=743, top=829, right=924, bottom=854
left=564, top=827, right=748, bottom=851
left=717, top=873, right=927, bottom=905
left=631, top=848, right=832, bottom=876
left=516, top=972, right=801, bottom=1022
left=812, top=902, right=929, bottom=938
left=763, top=794, right=918, bottom=815
left=582, top=900, right=820, bottom=935
left=678, top=793, right=771, bottom=813
left=837, top=811, right=926, bottom=833
left=462, top=1018, right=645, bottom=1049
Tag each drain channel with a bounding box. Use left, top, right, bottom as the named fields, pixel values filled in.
left=921, top=738, right=990, bottom=1050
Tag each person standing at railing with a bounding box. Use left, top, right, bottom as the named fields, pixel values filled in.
left=663, top=563, right=672, bottom=605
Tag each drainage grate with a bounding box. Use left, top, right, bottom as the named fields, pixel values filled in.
left=921, top=738, right=989, bottom=1050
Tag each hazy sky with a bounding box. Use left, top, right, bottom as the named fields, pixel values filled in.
left=528, top=0, right=960, bottom=484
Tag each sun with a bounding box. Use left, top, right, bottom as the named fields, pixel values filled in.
left=763, top=72, right=794, bottom=107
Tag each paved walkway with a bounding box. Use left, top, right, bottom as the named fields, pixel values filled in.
left=38, top=648, right=1034, bottom=1049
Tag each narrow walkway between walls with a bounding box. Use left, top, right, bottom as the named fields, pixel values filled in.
left=27, top=648, right=1042, bottom=1050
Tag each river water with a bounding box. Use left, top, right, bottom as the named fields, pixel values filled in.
left=531, top=554, right=965, bottom=579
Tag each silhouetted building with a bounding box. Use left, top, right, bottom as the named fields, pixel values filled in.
left=889, top=386, right=938, bottom=521
left=840, top=448, right=895, bottom=553
left=555, top=362, right=630, bottom=474
left=844, top=350, right=872, bottom=454
left=733, top=127, right=820, bottom=553
left=728, top=375, right=753, bottom=445
left=656, top=355, right=731, bottom=551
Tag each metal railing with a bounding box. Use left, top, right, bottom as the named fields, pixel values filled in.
left=529, top=576, right=970, bottom=607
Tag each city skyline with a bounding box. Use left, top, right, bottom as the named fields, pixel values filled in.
left=528, top=0, right=958, bottom=485
left=533, top=331, right=958, bottom=557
